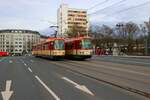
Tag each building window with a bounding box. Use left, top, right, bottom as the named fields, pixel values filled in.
left=19, top=42, right=22, bottom=44
left=19, top=45, right=22, bottom=48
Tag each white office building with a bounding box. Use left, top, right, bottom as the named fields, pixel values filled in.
left=58, top=4, right=89, bottom=37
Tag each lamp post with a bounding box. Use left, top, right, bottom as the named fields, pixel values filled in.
left=86, top=20, right=89, bottom=37
left=116, top=23, right=124, bottom=37
left=141, top=25, right=148, bottom=55
left=144, top=18, right=150, bottom=55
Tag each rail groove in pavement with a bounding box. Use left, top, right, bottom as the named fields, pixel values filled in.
left=50, top=61, right=150, bottom=98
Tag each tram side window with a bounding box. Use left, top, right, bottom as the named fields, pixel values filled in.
left=45, top=43, right=49, bottom=50
left=35, top=46, right=37, bottom=50
left=42, top=44, right=47, bottom=50
left=37, top=45, right=39, bottom=50
left=34, top=46, right=37, bottom=51
left=39, top=45, right=42, bottom=50
left=32, top=46, right=35, bottom=51
left=42, top=45, right=45, bottom=50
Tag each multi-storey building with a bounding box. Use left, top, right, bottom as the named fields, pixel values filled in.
left=0, top=29, right=40, bottom=55
left=40, top=35, right=49, bottom=42
left=58, top=4, right=89, bottom=37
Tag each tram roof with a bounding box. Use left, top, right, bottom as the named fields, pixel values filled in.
left=34, top=37, right=64, bottom=46
left=46, top=37, right=64, bottom=42
left=65, top=36, right=91, bottom=42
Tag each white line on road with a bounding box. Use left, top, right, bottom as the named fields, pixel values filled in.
left=35, top=76, right=60, bottom=100
left=62, top=77, right=94, bottom=96
left=62, top=77, right=78, bottom=86
left=20, top=60, right=26, bottom=66
left=1, top=80, right=13, bottom=100
left=28, top=67, right=33, bottom=73
left=24, top=63, right=27, bottom=67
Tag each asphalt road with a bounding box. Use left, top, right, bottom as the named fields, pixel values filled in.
left=0, top=56, right=149, bottom=100
left=92, top=56, right=150, bottom=67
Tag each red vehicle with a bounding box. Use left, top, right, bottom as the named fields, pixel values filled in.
left=0, top=52, right=9, bottom=57
left=65, top=36, right=93, bottom=60
left=95, top=48, right=106, bottom=55
left=32, top=38, right=65, bottom=59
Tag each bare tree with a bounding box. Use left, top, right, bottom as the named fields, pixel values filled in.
left=91, top=25, right=104, bottom=39
left=124, top=22, right=140, bottom=53
left=125, top=22, right=140, bottom=39
left=92, top=25, right=113, bottom=38
left=103, top=25, right=113, bottom=36
left=91, top=24, right=114, bottom=52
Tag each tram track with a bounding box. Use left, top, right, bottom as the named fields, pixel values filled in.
left=64, top=62, right=149, bottom=85
left=49, top=61, right=150, bottom=98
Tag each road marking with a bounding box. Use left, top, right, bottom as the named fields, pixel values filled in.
left=20, top=59, right=26, bottom=64
left=20, top=59, right=28, bottom=67
left=62, top=77, right=94, bottom=96
left=24, top=63, right=27, bottom=66
left=1, top=80, right=13, bottom=100
left=35, top=76, right=60, bottom=100
left=28, top=67, right=33, bottom=73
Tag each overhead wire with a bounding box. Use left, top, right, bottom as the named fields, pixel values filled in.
left=105, top=0, right=150, bottom=17
left=88, top=0, right=127, bottom=16
left=95, top=0, right=150, bottom=20
left=87, top=0, right=109, bottom=11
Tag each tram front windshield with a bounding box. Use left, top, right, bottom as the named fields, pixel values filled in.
left=81, top=39, right=92, bottom=49
left=54, top=40, right=64, bottom=50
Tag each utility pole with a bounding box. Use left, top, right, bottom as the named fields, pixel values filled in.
left=144, top=18, right=150, bottom=55
left=141, top=24, right=148, bottom=56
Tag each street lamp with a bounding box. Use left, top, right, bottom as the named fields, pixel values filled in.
left=141, top=24, right=148, bottom=55
left=116, top=23, right=124, bottom=37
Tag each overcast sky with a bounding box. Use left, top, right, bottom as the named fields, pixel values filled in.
left=0, top=0, right=150, bottom=31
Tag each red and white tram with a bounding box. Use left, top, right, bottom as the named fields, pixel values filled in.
left=65, top=36, right=93, bottom=60
left=32, top=38, right=65, bottom=59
